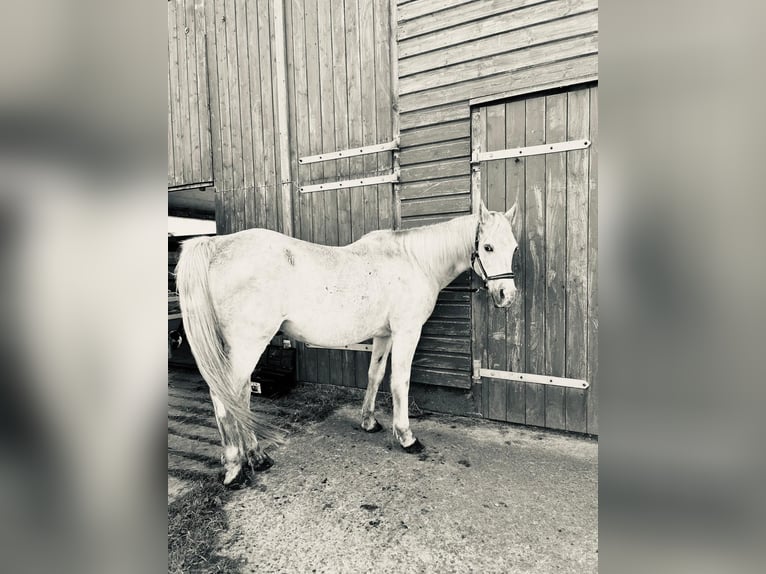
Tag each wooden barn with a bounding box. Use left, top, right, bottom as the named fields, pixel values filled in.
left=168, top=0, right=599, bottom=435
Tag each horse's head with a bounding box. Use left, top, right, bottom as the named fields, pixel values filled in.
left=473, top=202, right=521, bottom=308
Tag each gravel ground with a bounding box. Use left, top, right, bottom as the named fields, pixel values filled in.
left=168, top=370, right=598, bottom=573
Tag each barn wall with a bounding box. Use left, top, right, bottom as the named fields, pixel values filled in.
left=396, top=0, right=598, bottom=396
left=168, top=0, right=214, bottom=189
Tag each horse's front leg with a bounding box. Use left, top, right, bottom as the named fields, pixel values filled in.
left=361, top=336, right=393, bottom=432
left=390, top=328, right=425, bottom=453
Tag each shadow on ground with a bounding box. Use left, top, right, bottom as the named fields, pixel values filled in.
left=168, top=368, right=597, bottom=573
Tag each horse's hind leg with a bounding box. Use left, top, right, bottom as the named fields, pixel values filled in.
left=361, top=336, right=392, bottom=432
left=389, top=329, right=425, bottom=453
left=211, top=335, right=275, bottom=487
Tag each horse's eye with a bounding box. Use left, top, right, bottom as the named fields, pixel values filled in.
left=483, top=244, right=493, bottom=252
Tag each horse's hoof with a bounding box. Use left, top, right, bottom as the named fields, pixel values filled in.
left=402, top=439, right=425, bottom=454
left=220, top=467, right=249, bottom=490
left=363, top=420, right=384, bottom=433
left=250, top=452, right=274, bottom=472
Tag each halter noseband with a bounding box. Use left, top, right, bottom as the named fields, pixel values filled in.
left=471, top=222, right=518, bottom=288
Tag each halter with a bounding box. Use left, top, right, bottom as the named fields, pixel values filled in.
left=470, top=222, right=519, bottom=288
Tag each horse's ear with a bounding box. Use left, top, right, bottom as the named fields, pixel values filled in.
left=479, top=201, right=490, bottom=224
left=505, top=203, right=520, bottom=235
left=505, top=203, right=518, bottom=224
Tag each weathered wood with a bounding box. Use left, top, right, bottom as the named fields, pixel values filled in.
left=397, top=0, right=475, bottom=22
left=345, top=0, right=366, bottom=243
left=184, top=0, right=202, bottom=182
left=400, top=103, right=469, bottom=130
left=176, top=1, right=193, bottom=184
left=564, top=86, right=589, bottom=433
left=359, top=0, right=379, bottom=236
left=505, top=99, right=527, bottom=424
left=374, top=0, right=393, bottom=230
left=400, top=140, right=471, bottom=166
left=213, top=0, right=233, bottom=192
left=400, top=55, right=599, bottom=112
left=399, top=0, right=596, bottom=54
left=261, top=0, right=279, bottom=230
left=203, top=0, right=223, bottom=197
left=400, top=120, right=470, bottom=147
left=400, top=10, right=598, bottom=77
left=524, top=95, right=546, bottom=427
left=400, top=194, right=471, bottom=218
left=401, top=158, right=470, bottom=183
left=422, top=319, right=471, bottom=338
left=417, top=336, right=470, bottom=355
left=245, top=0, right=265, bottom=226
left=401, top=35, right=598, bottom=95
left=543, top=91, right=568, bottom=430
left=586, top=85, right=598, bottom=435
left=410, top=368, right=471, bottom=389
left=274, top=0, right=294, bottom=236
left=317, top=0, right=339, bottom=244
left=195, top=1, right=213, bottom=181
left=399, top=176, right=471, bottom=200
left=412, top=353, right=471, bottom=372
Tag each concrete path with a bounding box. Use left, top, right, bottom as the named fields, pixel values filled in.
left=169, top=371, right=597, bottom=573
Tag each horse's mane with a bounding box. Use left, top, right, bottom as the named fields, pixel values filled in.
left=393, top=215, right=476, bottom=280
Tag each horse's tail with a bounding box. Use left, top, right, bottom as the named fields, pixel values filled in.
left=175, top=236, right=285, bottom=446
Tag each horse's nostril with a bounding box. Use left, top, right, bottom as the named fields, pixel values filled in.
left=499, top=288, right=505, bottom=300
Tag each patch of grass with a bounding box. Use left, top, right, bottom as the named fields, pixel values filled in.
left=168, top=471, right=244, bottom=574
left=271, top=383, right=358, bottom=428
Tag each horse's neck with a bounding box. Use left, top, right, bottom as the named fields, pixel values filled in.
left=402, top=214, right=477, bottom=289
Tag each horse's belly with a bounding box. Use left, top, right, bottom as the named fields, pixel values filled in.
left=281, top=296, right=389, bottom=346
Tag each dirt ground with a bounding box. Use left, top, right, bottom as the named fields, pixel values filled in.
left=169, top=369, right=598, bottom=573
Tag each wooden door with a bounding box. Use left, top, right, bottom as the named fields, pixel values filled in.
left=472, top=83, right=598, bottom=435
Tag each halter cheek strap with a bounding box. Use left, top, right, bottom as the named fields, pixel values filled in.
left=471, top=222, right=517, bottom=287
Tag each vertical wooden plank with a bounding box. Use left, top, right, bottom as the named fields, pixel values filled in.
left=225, top=0, right=244, bottom=195
left=214, top=0, right=234, bottom=194
left=484, top=103, right=507, bottom=421
left=269, top=1, right=286, bottom=234
left=291, top=0, right=311, bottom=241
left=284, top=0, right=300, bottom=239
left=175, top=1, right=193, bottom=184
left=524, top=95, right=546, bottom=427
left=258, top=0, right=278, bottom=231
left=346, top=0, right=365, bottom=243
left=586, top=85, right=599, bottom=435
left=304, top=0, right=325, bottom=244
left=359, top=0, right=378, bottom=234
left=194, top=0, right=213, bottom=181
left=245, top=0, right=266, bottom=227
left=374, top=0, right=392, bottom=230
left=168, top=63, right=176, bottom=185
left=470, top=107, right=485, bottom=417
left=543, top=91, right=568, bottom=430
left=273, top=0, right=294, bottom=237
left=168, top=1, right=182, bottom=186
left=565, top=87, right=589, bottom=433
left=234, top=0, right=255, bottom=201
left=504, top=99, right=526, bottom=424
left=204, top=0, right=224, bottom=190
left=390, top=0, right=401, bottom=230
left=331, top=0, right=351, bottom=247
left=318, top=0, right=339, bottom=247
left=184, top=0, right=202, bottom=181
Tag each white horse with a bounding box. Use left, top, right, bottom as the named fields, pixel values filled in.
left=175, top=202, right=520, bottom=487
